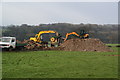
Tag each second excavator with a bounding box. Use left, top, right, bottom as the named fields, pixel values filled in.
left=64, top=30, right=89, bottom=41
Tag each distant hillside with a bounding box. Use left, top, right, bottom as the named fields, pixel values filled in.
left=1, top=23, right=119, bottom=44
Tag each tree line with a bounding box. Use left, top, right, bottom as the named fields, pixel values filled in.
left=1, top=23, right=119, bottom=44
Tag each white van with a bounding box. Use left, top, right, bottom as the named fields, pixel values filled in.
left=0, top=37, right=16, bottom=49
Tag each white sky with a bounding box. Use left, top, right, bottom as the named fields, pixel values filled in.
left=0, top=0, right=119, bottom=26
left=1, top=0, right=119, bottom=2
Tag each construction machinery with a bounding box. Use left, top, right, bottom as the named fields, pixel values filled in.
left=1, top=30, right=89, bottom=51
left=26, top=30, right=89, bottom=50
left=29, top=30, right=63, bottom=48
left=64, top=30, right=89, bottom=41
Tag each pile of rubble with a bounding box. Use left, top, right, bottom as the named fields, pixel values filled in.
left=60, top=38, right=113, bottom=52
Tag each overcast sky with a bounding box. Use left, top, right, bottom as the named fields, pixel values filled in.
left=1, top=2, right=118, bottom=26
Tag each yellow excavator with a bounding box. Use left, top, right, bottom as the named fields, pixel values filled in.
left=29, top=30, right=62, bottom=47
left=64, top=30, right=89, bottom=41
left=30, top=30, right=58, bottom=42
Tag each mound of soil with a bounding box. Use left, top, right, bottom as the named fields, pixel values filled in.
left=60, top=38, right=113, bottom=52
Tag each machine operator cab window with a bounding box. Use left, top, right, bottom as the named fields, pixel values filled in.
left=40, top=35, right=43, bottom=41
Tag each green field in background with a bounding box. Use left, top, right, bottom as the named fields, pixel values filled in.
left=2, top=44, right=119, bottom=78
left=106, top=44, right=120, bottom=46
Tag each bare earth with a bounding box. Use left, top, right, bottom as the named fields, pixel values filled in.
left=60, top=38, right=113, bottom=52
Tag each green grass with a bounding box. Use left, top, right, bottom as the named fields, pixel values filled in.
left=2, top=45, right=119, bottom=78
left=106, top=44, right=120, bottom=46
left=106, top=44, right=119, bottom=52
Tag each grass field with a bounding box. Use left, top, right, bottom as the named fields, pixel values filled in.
left=2, top=45, right=119, bottom=78
left=106, top=44, right=120, bottom=46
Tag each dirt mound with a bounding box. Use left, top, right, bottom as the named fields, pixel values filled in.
left=60, top=38, right=113, bottom=52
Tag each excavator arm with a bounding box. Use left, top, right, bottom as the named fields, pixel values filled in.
left=64, top=32, right=79, bottom=41
left=64, top=31, right=89, bottom=41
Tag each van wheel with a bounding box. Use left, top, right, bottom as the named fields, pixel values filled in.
left=9, top=47, right=13, bottom=51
